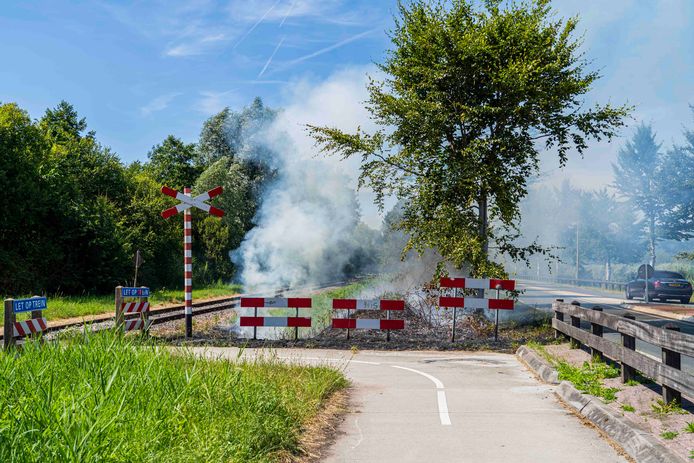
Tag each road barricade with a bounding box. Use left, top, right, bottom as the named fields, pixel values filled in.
left=439, top=277, right=515, bottom=341
left=332, top=299, right=405, bottom=341
left=115, top=286, right=150, bottom=334
left=3, top=296, right=48, bottom=349
left=240, top=297, right=313, bottom=340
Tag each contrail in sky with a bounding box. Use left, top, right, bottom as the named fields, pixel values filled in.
left=279, top=0, right=296, bottom=27
left=258, top=36, right=286, bottom=78
left=284, top=27, right=380, bottom=67
left=234, top=0, right=281, bottom=49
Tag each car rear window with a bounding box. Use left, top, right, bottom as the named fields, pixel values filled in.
left=653, top=271, right=685, bottom=279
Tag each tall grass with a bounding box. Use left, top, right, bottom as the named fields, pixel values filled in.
left=5, top=282, right=242, bottom=324
left=0, top=331, right=347, bottom=462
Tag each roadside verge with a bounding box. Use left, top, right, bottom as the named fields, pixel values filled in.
left=516, top=345, right=688, bottom=463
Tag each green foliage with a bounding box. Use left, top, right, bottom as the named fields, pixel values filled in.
left=556, top=359, right=620, bottom=402
left=0, top=331, right=347, bottom=462
left=684, top=422, right=694, bottom=433
left=621, top=404, right=635, bottom=412
left=308, top=0, right=630, bottom=277
left=660, top=430, right=679, bottom=440
left=146, top=135, right=201, bottom=189
left=651, top=399, right=686, bottom=416
left=625, top=379, right=640, bottom=386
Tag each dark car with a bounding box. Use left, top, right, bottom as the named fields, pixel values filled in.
left=625, top=270, right=692, bottom=304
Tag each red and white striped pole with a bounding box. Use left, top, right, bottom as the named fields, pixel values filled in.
left=184, top=187, right=193, bottom=338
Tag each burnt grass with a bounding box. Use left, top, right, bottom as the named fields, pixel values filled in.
left=151, top=305, right=555, bottom=353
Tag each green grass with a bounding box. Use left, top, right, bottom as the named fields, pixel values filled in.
left=660, top=430, right=679, bottom=440
left=684, top=422, right=694, bottom=433
left=5, top=281, right=242, bottom=324
left=0, top=331, right=347, bottom=462
left=556, top=359, right=621, bottom=402
left=621, top=404, right=635, bottom=412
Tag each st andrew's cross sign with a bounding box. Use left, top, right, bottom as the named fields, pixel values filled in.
left=161, top=185, right=224, bottom=338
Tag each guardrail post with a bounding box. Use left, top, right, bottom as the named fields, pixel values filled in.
left=620, top=313, right=636, bottom=383
left=4, top=299, right=15, bottom=350
left=662, top=324, right=682, bottom=405
left=115, top=286, right=123, bottom=329
left=590, top=306, right=604, bottom=361
left=569, top=301, right=581, bottom=349
left=554, top=299, right=565, bottom=340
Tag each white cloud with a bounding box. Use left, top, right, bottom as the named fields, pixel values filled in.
left=195, top=89, right=239, bottom=115
left=140, top=92, right=181, bottom=116
left=164, top=32, right=231, bottom=57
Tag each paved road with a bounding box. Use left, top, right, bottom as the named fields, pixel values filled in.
left=194, top=347, right=627, bottom=463
left=517, top=279, right=694, bottom=372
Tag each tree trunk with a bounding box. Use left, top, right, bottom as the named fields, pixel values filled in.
left=478, top=192, right=488, bottom=257
left=649, top=216, right=656, bottom=267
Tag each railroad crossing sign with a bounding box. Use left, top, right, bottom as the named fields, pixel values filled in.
left=161, top=185, right=224, bottom=338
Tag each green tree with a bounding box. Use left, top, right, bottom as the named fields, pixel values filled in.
left=659, top=109, right=694, bottom=252
left=612, top=124, right=666, bottom=266
left=309, top=0, right=630, bottom=277
left=146, top=135, right=201, bottom=190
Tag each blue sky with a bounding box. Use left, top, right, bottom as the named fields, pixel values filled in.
left=1, top=0, right=693, bottom=190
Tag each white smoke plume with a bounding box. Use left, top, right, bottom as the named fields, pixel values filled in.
left=233, top=66, right=382, bottom=291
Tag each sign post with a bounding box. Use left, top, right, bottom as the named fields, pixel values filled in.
left=161, top=185, right=224, bottom=338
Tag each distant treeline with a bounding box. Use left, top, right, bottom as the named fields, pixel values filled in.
left=0, top=98, right=277, bottom=294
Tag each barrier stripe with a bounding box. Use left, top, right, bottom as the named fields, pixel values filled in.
left=239, top=316, right=312, bottom=327
left=438, top=296, right=514, bottom=310
left=121, top=302, right=150, bottom=314
left=332, top=319, right=405, bottom=330
left=332, top=299, right=405, bottom=311
left=439, top=278, right=515, bottom=291
left=240, top=297, right=312, bottom=308
left=13, top=318, right=48, bottom=337
left=124, top=319, right=145, bottom=331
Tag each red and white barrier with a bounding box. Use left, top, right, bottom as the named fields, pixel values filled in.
left=439, top=277, right=515, bottom=291
left=332, top=299, right=405, bottom=311
left=122, top=302, right=150, bottom=314
left=439, top=296, right=514, bottom=310
left=124, top=319, right=147, bottom=331
left=240, top=316, right=312, bottom=327
left=241, top=297, right=312, bottom=308
left=13, top=318, right=47, bottom=337
left=332, top=319, right=404, bottom=330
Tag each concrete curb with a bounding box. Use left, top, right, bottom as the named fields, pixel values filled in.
left=516, top=345, right=558, bottom=384
left=517, top=346, right=687, bottom=463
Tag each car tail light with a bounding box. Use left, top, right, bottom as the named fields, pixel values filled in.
left=654, top=280, right=661, bottom=288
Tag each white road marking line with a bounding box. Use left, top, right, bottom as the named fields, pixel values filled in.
left=391, top=365, right=451, bottom=426
left=351, top=417, right=364, bottom=450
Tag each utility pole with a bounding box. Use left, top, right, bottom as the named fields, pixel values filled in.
left=575, top=222, right=579, bottom=281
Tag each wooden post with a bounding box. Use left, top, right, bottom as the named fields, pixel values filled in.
left=590, top=306, right=604, bottom=361
left=115, top=286, right=123, bottom=330
left=569, top=301, right=581, bottom=349
left=621, top=314, right=636, bottom=383
left=554, top=299, right=565, bottom=340
left=141, top=287, right=149, bottom=335
left=662, top=324, right=682, bottom=404
left=4, top=299, right=15, bottom=350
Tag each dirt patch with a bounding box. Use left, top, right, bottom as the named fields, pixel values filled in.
left=537, top=343, right=694, bottom=461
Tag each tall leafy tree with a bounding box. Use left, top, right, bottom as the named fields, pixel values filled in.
left=612, top=124, right=667, bottom=266
left=659, top=108, right=694, bottom=252
left=309, top=0, right=630, bottom=277
left=146, top=135, right=201, bottom=190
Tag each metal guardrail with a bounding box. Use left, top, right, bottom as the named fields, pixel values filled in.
left=553, top=300, right=693, bottom=403
left=516, top=274, right=626, bottom=291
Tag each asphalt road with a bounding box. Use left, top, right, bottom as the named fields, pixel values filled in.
left=517, top=279, right=694, bottom=373
left=194, top=347, right=628, bottom=463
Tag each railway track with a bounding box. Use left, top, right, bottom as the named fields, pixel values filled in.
left=1, top=278, right=367, bottom=341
